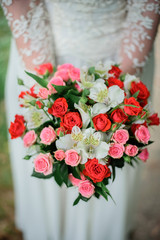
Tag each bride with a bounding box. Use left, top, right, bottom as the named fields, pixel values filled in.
left=1, top=0, right=159, bottom=240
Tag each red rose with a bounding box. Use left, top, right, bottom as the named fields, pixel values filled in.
left=82, top=158, right=111, bottom=183
left=148, top=113, right=160, bottom=126
left=124, top=97, right=142, bottom=116
left=35, top=63, right=53, bottom=75
left=9, top=115, right=25, bottom=139
left=130, top=81, right=150, bottom=100
left=111, top=109, right=128, bottom=123
left=92, top=114, right=111, bottom=132
left=131, top=122, right=147, bottom=134
left=108, top=65, right=122, bottom=78
left=36, top=101, right=44, bottom=109
left=107, top=77, right=124, bottom=89
left=61, top=112, right=82, bottom=132
left=48, top=97, right=68, bottom=118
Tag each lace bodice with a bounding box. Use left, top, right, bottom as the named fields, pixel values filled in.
left=1, top=0, right=160, bottom=75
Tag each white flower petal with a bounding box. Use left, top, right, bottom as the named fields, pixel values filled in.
left=108, top=85, right=124, bottom=108
left=74, top=103, right=90, bottom=128
left=94, top=141, right=110, bottom=159
left=92, top=103, right=110, bottom=116
left=55, top=134, right=74, bottom=150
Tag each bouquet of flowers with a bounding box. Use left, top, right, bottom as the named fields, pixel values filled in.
left=9, top=62, right=160, bottom=205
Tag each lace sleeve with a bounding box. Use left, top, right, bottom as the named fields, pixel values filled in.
left=120, top=0, right=160, bottom=75
left=1, top=0, right=54, bottom=71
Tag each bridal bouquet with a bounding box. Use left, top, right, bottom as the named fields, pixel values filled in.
left=9, top=62, right=160, bottom=205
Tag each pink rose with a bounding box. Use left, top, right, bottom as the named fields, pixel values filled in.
left=54, top=69, right=70, bottom=82
left=138, top=148, right=149, bottom=162
left=68, top=173, right=83, bottom=186
left=56, top=127, right=66, bottom=136
left=135, top=125, right=150, bottom=144
left=65, top=149, right=81, bottom=166
left=34, top=153, right=53, bottom=175
left=57, top=63, right=74, bottom=71
left=112, top=129, right=129, bottom=144
left=69, top=67, right=80, bottom=82
left=23, top=130, right=37, bottom=147
left=40, top=126, right=56, bottom=145
left=47, top=77, right=65, bottom=94
left=108, top=143, right=125, bottom=159
left=125, top=144, right=138, bottom=157
left=78, top=180, right=95, bottom=198
left=38, top=87, right=49, bottom=99
left=75, top=83, right=82, bottom=92
left=54, top=150, right=65, bottom=161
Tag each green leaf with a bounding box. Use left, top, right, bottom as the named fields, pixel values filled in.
left=80, top=195, right=90, bottom=202
left=17, top=78, right=24, bottom=85
left=23, top=155, right=32, bottom=160
left=123, top=155, right=131, bottom=163
left=120, top=74, right=126, bottom=82
left=95, top=187, right=108, bottom=201
left=88, top=66, right=95, bottom=75
left=31, top=169, right=53, bottom=179
left=29, top=100, right=36, bottom=106
left=60, top=162, right=68, bottom=185
left=25, top=71, right=48, bottom=88
left=132, top=90, right=140, bottom=98
left=54, top=164, right=64, bottom=186
left=72, top=167, right=81, bottom=180
left=73, top=195, right=81, bottom=206
left=82, top=89, right=90, bottom=97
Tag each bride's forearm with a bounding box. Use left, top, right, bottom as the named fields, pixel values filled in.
left=119, top=0, right=160, bottom=76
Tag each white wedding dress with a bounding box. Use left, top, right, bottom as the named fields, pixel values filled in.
left=1, top=0, right=159, bottom=240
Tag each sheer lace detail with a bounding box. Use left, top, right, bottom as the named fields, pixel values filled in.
left=1, top=0, right=55, bottom=71
left=120, top=0, right=160, bottom=75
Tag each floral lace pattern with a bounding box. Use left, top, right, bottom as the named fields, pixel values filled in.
left=1, top=0, right=55, bottom=70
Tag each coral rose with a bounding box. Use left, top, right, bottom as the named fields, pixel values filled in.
left=40, top=126, right=56, bottom=145
left=108, top=77, right=124, bottom=89
left=108, top=143, right=125, bottom=159
left=69, top=67, right=80, bottom=81
left=35, top=63, right=53, bottom=75
left=138, top=148, right=149, bottom=162
left=112, top=129, right=129, bottom=144
left=78, top=180, right=95, bottom=198
left=23, top=130, right=37, bottom=147
left=34, top=153, right=53, bottom=175
left=65, top=149, right=81, bottom=166
left=54, top=150, right=65, bottom=161
left=38, top=87, right=49, bottom=99
left=54, top=69, right=70, bottom=82
left=47, top=76, right=65, bottom=94
left=125, top=144, right=138, bottom=157
left=135, top=125, right=150, bottom=144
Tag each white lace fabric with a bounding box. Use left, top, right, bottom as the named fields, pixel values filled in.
left=1, top=0, right=55, bottom=71
left=1, top=0, right=160, bottom=74
left=120, top=0, right=160, bottom=75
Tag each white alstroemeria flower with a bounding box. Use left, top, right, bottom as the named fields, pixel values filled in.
left=107, top=85, right=124, bottom=108
left=79, top=67, right=95, bottom=89
left=94, top=61, right=108, bottom=77
left=56, top=134, right=75, bottom=151
left=74, top=102, right=90, bottom=128
left=124, top=74, right=139, bottom=91
left=71, top=126, right=83, bottom=142
left=89, top=79, right=108, bottom=103
left=92, top=103, right=110, bottom=116
left=24, top=107, right=48, bottom=129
